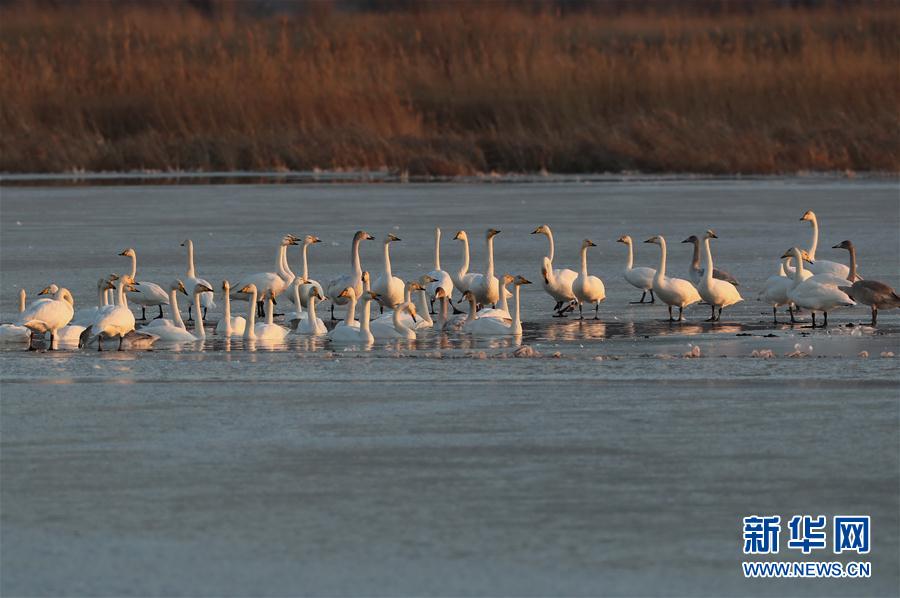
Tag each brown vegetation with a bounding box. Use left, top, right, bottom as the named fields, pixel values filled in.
left=1, top=2, right=898, bottom=174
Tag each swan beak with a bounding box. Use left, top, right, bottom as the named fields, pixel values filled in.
left=180, top=242, right=185, bottom=247
left=387, top=234, right=401, bottom=242
left=453, top=231, right=463, bottom=240
left=530, top=227, right=540, bottom=234
left=199, top=284, right=213, bottom=293
left=680, top=237, right=691, bottom=243
left=365, top=233, right=375, bottom=240
left=38, top=286, right=52, bottom=295
left=312, top=236, right=322, bottom=244
left=118, top=250, right=128, bottom=256
left=588, top=241, right=597, bottom=247
left=643, top=237, right=655, bottom=244
left=519, top=277, right=533, bottom=285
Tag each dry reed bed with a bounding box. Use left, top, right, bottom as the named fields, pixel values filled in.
left=1, top=4, right=898, bottom=174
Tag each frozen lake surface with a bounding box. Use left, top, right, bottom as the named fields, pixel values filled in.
left=1, top=178, right=899, bottom=596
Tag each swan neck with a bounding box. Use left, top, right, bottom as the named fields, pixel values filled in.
left=434, top=228, right=442, bottom=270
left=265, top=296, right=274, bottom=325
left=360, top=298, right=371, bottom=333
left=293, top=283, right=303, bottom=314
left=545, top=229, right=555, bottom=263
left=581, top=246, right=589, bottom=275
left=486, top=235, right=495, bottom=276
left=97, top=284, right=106, bottom=308
left=512, top=284, right=522, bottom=334
left=656, top=237, right=667, bottom=280
left=416, top=290, right=433, bottom=325
left=128, top=253, right=137, bottom=280
left=245, top=289, right=257, bottom=338
left=18, top=289, right=26, bottom=312
left=466, top=297, right=477, bottom=322
left=690, top=239, right=701, bottom=269
left=351, top=237, right=362, bottom=276
left=703, top=238, right=714, bottom=282
left=171, top=289, right=186, bottom=329
left=117, top=279, right=128, bottom=308
left=847, top=246, right=858, bottom=282
left=499, top=284, right=510, bottom=312
left=792, top=249, right=806, bottom=281
left=624, top=241, right=634, bottom=270
left=194, top=293, right=205, bottom=338
left=345, top=290, right=357, bottom=324
left=808, top=215, right=819, bottom=259
left=382, top=241, right=393, bottom=277
left=302, top=243, right=310, bottom=279
left=222, top=287, right=232, bottom=335
left=186, top=241, right=196, bottom=278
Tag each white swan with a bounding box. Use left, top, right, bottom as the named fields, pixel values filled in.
left=233, top=236, right=299, bottom=316
left=71, top=277, right=115, bottom=326
left=239, top=284, right=290, bottom=341
left=282, top=277, right=307, bottom=325
left=833, top=240, right=900, bottom=326
left=294, top=287, right=327, bottom=335
left=327, top=287, right=375, bottom=344
left=463, top=276, right=531, bottom=336
left=19, top=286, right=75, bottom=348
left=181, top=239, right=216, bottom=321
left=783, top=247, right=855, bottom=328
left=325, top=231, right=375, bottom=319
left=476, top=274, right=513, bottom=322
left=286, top=235, right=325, bottom=308
left=531, top=224, right=578, bottom=314
left=142, top=280, right=190, bottom=336
left=215, top=280, right=247, bottom=337
left=426, top=227, right=455, bottom=310
left=372, top=233, right=405, bottom=312
left=451, top=230, right=480, bottom=298
left=644, top=236, right=701, bottom=321
left=468, top=228, right=501, bottom=307
left=616, top=235, right=656, bottom=303
left=758, top=259, right=797, bottom=323
left=681, top=234, right=740, bottom=286
left=119, top=248, right=169, bottom=320
left=573, top=239, right=606, bottom=320
left=145, top=282, right=211, bottom=342
left=799, top=210, right=853, bottom=278
left=368, top=293, right=418, bottom=340
left=696, top=231, right=742, bottom=321
left=0, top=289, right=32, bottom=344
left=81, top=277, right=155, bottom=350
left=371, top=281, right=433, bottom=332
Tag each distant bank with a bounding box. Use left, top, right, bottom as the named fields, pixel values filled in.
left=1, top=3, right=897, bottom=175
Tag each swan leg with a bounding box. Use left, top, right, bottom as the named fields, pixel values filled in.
left=772, top=306, right=778, bottom=324
left=203, top=307, right=208, bottom=320
left=649, top=290, right=656, bottom=303
left=667, top=305, right=674, bottom=321
left=678, top=306, right=684, bottom=321
left=47, top=333, right=55, bottom=351
left=871, top=307, right=877, bottom=326
left=630, top=292, right=646, bottom=304
left=707, top=304, right=716, bottom=322
left=811, top=312, right=817, bottom=328
left=97, top=337, right=103, bottom=351
left=187, top=304, right=194, bottom=323
left=554, top=301, right=563, bottom=311
left=594, top=302, right=600, bottom=320
left=140, top=306, right=147, bottom=321
left=717, top=307, right=723, bottom=321
left=118, top=335, right=124, bottom=351
left=156, top=305, right=164, bottom=319
left=330, top=303, right=336, bottom=321
left=823, top=311, right=828, bottom=327
left=577, top=303, right=584, bottom=320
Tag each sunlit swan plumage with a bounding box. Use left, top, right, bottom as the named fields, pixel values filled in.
left=426, top=227, right=455, bottom=308
left=833, top=240, right=900, bottom=326
left=327, top=287, right=375, bottom=344
left=325, top=231, right=375, bottom=318
left=531, top=224, right=577, bottom=313
left=81, top=277, right=156, bottom=350
left=214, top=280, right=246, bottom=337
left=372, top=233, right=405, bottom=311
left=240, top=284, right=290, bottom=341
left=644, top=235, right=701, bottom=321
left=368, top=293, right=418, bottom=340
left=286, top=235, right=325, bottom=308
left=181, top=239, right=215, bottom=321
left=783, top=247, right=855, bottom=328
left=19, top=286, right=74, bottom=347
left=468, top=228, right=501, bottom=307
left=145, top=282, right=211, bottom=342
left=294, top=287, right=326, bottom=335
left=799, top=210, right=853, bottom=278
left=572, top=239, right=606, bottom=319
left=233, top=236, right=299, bottom=316
left=451, top=230, right=480, bottom=298
left=462, top=276, right=531, bottom=336
left=758, top=258, right=797, bottom=323
left=119, top=248, right=169, bottom=320
left=696, top=230, right=742, bottom=321
left=681, top=234, right=739, bottom=286
left=616, top=235, right=656, bottom=303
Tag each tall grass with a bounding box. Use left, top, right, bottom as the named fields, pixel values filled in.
left=1, top=2, right=898, bottom=174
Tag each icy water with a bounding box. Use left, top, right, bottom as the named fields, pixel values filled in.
left=1, top=178, right=899, bottom=596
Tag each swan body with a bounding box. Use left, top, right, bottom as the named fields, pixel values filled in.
left=119, top=248, right=169, bottom=318
left=327, top=288, right=375, bottom=344
left=799, top=210, right=852, bottom=278
left=144, top=281, right=211, bottom=342
left=232, top=236, right=299, bottom=309
left=426, top=227, right=455, bottom=305
left=214, top=280, right=246, bottom=336
left=451, top=230, right=481, bottom=296
left=368, top=294, right=418, bottom=339
left=82, top=277, right=156, bottom=350
left=0, top=289, right=31, bottom=344
left=239, top=284, right=290, bottom=341
left=294, top=288, right=327, bottom=335
left=696, top=231, right=742, bottom=321
left=476, top=275, right=513, bottom=322
left=463, top=276, right=530, bottom=336
left=468, top=228, right=501, bottom=306
left=531, top=225, right=578, bottom=309
left=285, top=235, right=325, bottom=308
left=572, top=239, right=606, bottom=319
left=372, top=234, right=405, bottom=310
left=644, top=235, right=701, bottom=320
left=681, top=235, right=740, bottom=286
left=833, top=240, right=900, bottom=325
left=758, top=259, right=796, bottom=323
left=371, top=281, right=433, bottom=331
left=326, top=231, right=375, bottom=313
left=181, top=239, right=216, bottom=317
left=783, top=247, right=855, bottom=327
left=616, top=235, right=656, bottom=303
left=19, top=286, right=75, bottom=346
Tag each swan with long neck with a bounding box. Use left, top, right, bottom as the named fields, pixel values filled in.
left=616, top=235, right=656, bottom=303
left=696, top=230, right=743, bottom=321
left=799, top=210, right=852, bottom=278
left=19, top=286, right=74, bottom=349
left=232, top=236, right=299, bottom=317
left=573, top=239, right=606, bottom=320
left=644, top=236, right=701, bottom=321
left=463, top=276, right=531, bottom=336
left=328, top=288, right=375, bottom=344
left=681, top=235, right=740, bottom=286
left=758, top=258, right=797, bottom=324
left=325, top=231, right=375, bottom=319
left=531, top=225, right=578, bottom=314
left=371, top=280, right=434, bottom=333
left=291, top=235, right=325, bottom=308
left=145, top=282, right=211, bottom=342
left=180, top=239, right=216, bottom=321
left=372, top=233, right=405, bottom=312
left=81, top=277, right=152, bottom=350
left=368, top=292, right=418, bottom=340
left=783, top=247, right=855, bottom=328
left=239, top=283, right=290, bottom=341
left=294, top=288, right=327, bottom=335
left=215, top=280, right=246, bottom=336
left=832, top=240, right=900, bottom=326
left=468, top=228, right=501, bottom=307
left=427, top=227, right=455, bottom=310
left=142, top=280, right=189, bottom=332
left=119, top=248, right=169, bottom=320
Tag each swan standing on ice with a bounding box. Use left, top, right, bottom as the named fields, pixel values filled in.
left=372, top=233, right=405, bottom=312
left=119, top=248, right=169, bottom=320
left=644, top=236, right=701, bottom=321
left=799, top=210, right=853, bottom=278
left=696, top=230, right=742, bottom=321
left=0, top=289, right=31, bottom=344
left=782, top=247, right=855, bottom=328
left=758, top=259, right=797, bottom=324
left=426, top=227, right=455, bottom=312
left=573, top=239, right=606, bottom=320
left=832, top=240, right=900, bottom=326
left=294, top=288, right=327, bottom=335
left=616, top=235, right=656, bottom=303
left=451, top=230, right=479, bottom=301
left=531, top=225, right=577, bottom=315
left=215, top=280, right=246, bottom=337
left=81, top=277, right=156, bottom=350
left=462, top=276, right=531, bottom=336
left=19, top=286, right=74, bottom=349
left=325, top=231, right=375, bottom=320
left=327, top=287, right=375, bottom=344
left=681, top=234, right=739, bottom=286
left=468, top=228, right=501, bottom=308
left=180, top=239, right=215, bottom=322
left=233, top=235, right=299, bottom=317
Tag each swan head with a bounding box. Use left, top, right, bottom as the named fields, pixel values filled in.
left=501, top=273, right=515, bottom=285
left=434, top=287, right=447, bottom=299
left=458, top=290, right=476, bottom=304
left=780, top=247, right=813, bottom=263
left=453, top=230, right=468, bottom=242
left=407, top=281, right=424, bottom=292
left=222, top=280, right=230, bottom=292
left=420, top=274, right=438, bottom=284
left=118, top=248, right=136, bottom=257
left=800, top=210, right=816, bottom=222
left=531, top=225, right=550, bottom=236
left=38, top=284, right=59, bottom=296
left=681, top=235, right=698, bottom=244
left=832, top=240, right=854, bottom=251
left=385, top=233, right=401, bottom=243
left=311, top=288, right=325, bottom=301
left=486, top=228, right=501, bottom=239
left=337, top=287, right=357, bottom=301
left=193, top=282, right=213, bottom=295
left=644, top=236, right=661, bottom=245
left=171, top=280, right=188, bottom=295
left=282, top=235, right=300, bottom=246
left=616, top=235, right=632, bottom=245
left=367, top=290, right=382, bottom=302
left=514, top=275, right=532, bottom=286
left=179, top=239, right=191, bottom=248
left=403, top=302, right=418, bottom=322
left=704, top=229, right=718, bottom=239
left=239, top=283, right=258, bottom=294
left=361, top=271, right=370, bottom=284
left=304, top=235, right=321, bottom=246
left=582, top=239, right=597, bottom=248
left=354, top=231, right=376, bottom=242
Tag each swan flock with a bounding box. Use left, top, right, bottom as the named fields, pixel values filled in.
left=2, top=211, right=897, bottom=350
